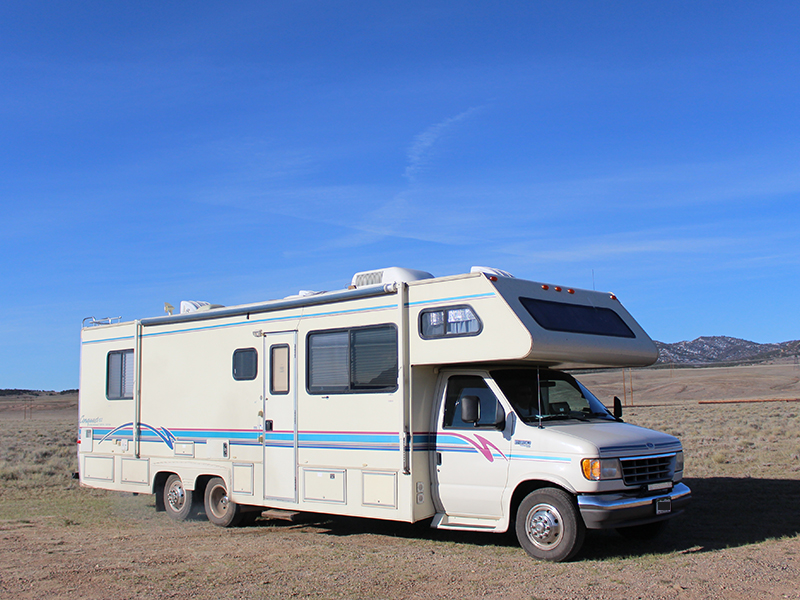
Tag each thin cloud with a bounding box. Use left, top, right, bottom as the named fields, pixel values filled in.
left=403, top=107, right=480, bottom=182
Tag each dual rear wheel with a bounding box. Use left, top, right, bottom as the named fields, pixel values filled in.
left=162, top=474, right=243, bottom=527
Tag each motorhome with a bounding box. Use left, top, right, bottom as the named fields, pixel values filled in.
left=78, top=266, right=690, bottom=561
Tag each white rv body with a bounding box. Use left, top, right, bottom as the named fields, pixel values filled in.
left=79, top=268, right=689, bottom=561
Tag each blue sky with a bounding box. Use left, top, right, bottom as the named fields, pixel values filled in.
left=2, top=2, right=799, bottom=390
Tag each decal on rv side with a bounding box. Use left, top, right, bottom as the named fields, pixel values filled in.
left=435, top=432, right=509, bottom=463
left=99, top=422, right=177, bottom=449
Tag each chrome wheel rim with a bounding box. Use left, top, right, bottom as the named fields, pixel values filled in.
left=167, top=480, right=186, bottom=512
left=525, top=502, right=563, bottom=550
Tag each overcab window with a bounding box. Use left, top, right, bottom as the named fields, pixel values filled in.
left=419, top=305, right=482, bottom=339
left=520, top=297, right=635, bottom=338
left=308, top=325, right=398, bottom=394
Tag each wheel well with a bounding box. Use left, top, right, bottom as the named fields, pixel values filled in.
left=509, top=480, right=576, bottom=524
left=194, top=474, right=215, bottom=500
left=153, top=472, right=172, bottom=511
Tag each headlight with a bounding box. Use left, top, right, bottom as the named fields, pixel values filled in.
left=581, top=458, right=621, bottom=481
left=674, top=451, right=684, bottom=472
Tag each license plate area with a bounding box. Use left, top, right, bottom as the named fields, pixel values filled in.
left=655, top=497, right=672, bottom=515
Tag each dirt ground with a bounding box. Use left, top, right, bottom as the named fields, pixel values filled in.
left=2, top=364, right=800, bottom=599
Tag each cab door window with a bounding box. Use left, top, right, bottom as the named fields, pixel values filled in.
left=443, top=375, right=504, bottom=429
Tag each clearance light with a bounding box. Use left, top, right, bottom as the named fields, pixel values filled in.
left=488, top=275, right=498, bottom=282
left=541, top=285, right=549, bottom=290
left=609, top=294, right=618, bottom=301
left=567, top=289, right=575, bottom=294
left=554, top=286, right=562, bottom=292
left=581, top=458, right=622, bottom=481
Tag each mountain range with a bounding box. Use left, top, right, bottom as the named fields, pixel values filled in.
left=654, top=336, right=800, bottom=365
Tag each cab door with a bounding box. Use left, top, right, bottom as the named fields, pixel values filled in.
left=433, top=373, right=511, bottom=518
left=262, top=331, right=298, bottom=502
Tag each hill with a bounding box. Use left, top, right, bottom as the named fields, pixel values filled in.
left=655, top=336, right=800, bottom=365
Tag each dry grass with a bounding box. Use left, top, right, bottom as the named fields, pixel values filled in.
left=2, top=368, right=800, bottom=599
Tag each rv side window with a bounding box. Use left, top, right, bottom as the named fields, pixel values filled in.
left=233, top=348, right=258, bottom=381
left=419, top=306, right=482, bottom=339
left=520, top=297, right=635, bottom=338
left=307, top=325, right=398, bottom=394
left=443, top=375, right=504, bottom=429
left=270, top=344, right=290, bottom=394
left=107, top=349, right=134, bottom=400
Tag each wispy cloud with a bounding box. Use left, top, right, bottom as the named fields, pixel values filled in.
left=403, top=107, right=480, bottom=182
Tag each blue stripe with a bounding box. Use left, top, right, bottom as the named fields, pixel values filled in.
left=509, top=454, right=572, bottom=463
left=405, top=292, right=495, bottom=307
left=81, top=335, right=135, bottom=345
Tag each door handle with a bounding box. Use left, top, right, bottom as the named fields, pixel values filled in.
left=264, top=420, right=273, bottom=432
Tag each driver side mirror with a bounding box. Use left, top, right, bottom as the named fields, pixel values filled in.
left=613, top=396, right=623, bottom=420
left=461, top=395, right=480, bottom=424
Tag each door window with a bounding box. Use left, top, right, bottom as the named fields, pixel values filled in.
left=443, top=375, right=504, bottom=429
left=270, top=344, right=290, bottom=394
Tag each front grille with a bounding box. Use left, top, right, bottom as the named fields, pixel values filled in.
left=620, top=454, right=674, bottom=486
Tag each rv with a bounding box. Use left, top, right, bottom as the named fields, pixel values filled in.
left=78, top=266, right=689, bottom=561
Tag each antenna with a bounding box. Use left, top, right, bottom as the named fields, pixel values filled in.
left=164, top=303, right=174, bottom=316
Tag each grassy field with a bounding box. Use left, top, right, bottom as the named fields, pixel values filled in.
left=2, top=365, right=800, bottom=599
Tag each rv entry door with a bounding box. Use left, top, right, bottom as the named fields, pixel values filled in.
left=262, top=331, right=298, bottom=502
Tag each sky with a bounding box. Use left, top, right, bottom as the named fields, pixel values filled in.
left=1, top=1, right=799, bottom=390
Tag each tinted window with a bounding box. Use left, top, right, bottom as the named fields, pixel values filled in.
left=233, top=348, right=258, bottom=381
left=308, top=326, right=398, bottom=394
left=492, top=368, right=614, bottom=422
left=443, top=375, right=504, bottom=429
left=107, top=349, right=134, bottom=400
left=520, top=297, right=635, bottom=338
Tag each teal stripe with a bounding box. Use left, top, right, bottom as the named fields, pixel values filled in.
left=405, top=292, right=495, bottom=307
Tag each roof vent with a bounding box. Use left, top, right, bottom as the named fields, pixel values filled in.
left=351, top=267, right=434, bottom=288
left=179, top=300, right=224, bottom=314
left=470, top=266, right=514, bottom=278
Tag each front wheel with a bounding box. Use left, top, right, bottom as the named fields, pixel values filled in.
left=204, top=477, right=242, bottom=527
left=515, top=488, right=585, bottom=562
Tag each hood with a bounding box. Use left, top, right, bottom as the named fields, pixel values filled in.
left=544, top=420, right=682, bottom=458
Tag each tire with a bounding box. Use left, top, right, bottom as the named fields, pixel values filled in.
left=616, top=520, right=667, bottom=540
left=164, top=474, right=193, bottom=521
left=204, top=477, right=242, bottom=527
left=515, top=488, right=585, bottom=562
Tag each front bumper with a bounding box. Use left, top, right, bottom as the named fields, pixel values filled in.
left=577, top=482, right=691, bottom=529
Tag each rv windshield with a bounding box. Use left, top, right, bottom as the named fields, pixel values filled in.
left=491, top=369, right=614, bottom=423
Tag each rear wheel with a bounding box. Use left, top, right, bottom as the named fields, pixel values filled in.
left=204, top=477, right=242, bottom=527
left=164, top=474, right=193, bottom=521
left=515, top=488, right=585, bottom=562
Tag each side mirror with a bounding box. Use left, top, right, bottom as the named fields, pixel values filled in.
left=613, top=396, right=623, bottom=420
left=493, top=404, right=506, bottom=430
left=461, top=395, right=480, bottom=424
